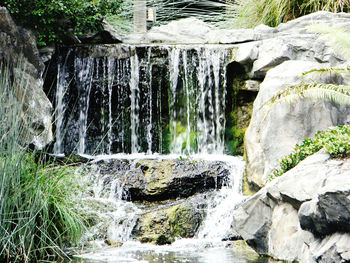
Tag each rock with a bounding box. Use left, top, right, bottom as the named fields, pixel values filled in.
left=132, top=199, right=205, bottom=245
left=244, top=60, right=350, bottom=189
left=298, top=161, right=350, bottom=237
left=123, top=17, right=215, bottom=44
left=308, top=233, right=350, bottom=263
left=231, top=151, right=350, bottom=262
left=0, top=7, right=52, bottom=149
left=78, top=19, right=122, bottom=44
left=95, top=158, right=230, bottom=201
left=243, top=80, right=260, bottom=92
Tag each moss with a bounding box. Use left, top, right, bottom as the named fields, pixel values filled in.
left=144, top=160, right=175, bottom=195
left=134, top=202, right=201, bottom=244
left=242, top=170, right=257, bottom=196
left=168, top=204, right=196, bottom=238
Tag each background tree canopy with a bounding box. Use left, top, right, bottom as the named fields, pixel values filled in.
left=1, top=0, right=124, bottom=46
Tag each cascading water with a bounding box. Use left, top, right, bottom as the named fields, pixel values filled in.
left=73, top=154, right=252, bottom=263
left=50, top=44, right=263, bottom=263
left=53, top=44, right=231, bottom=156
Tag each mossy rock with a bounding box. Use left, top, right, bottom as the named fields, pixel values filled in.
left=132, top=202, right=203, bottom=245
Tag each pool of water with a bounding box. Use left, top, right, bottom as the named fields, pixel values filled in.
left=71, top=240, right=283, bottom=263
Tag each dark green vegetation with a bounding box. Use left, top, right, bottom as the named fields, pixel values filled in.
left=270, top=125, right=350, bottom=179
left=0, top=64, right=87, bottom=262
left=2, top=0, right=124, bottom=46
left=234, top=0, right=350, bottom=28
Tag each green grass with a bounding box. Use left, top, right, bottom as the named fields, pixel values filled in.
left=233, top=0, right=350, bottom=28
left=270, top=125, right=350, bottom=180
left=0, top=62, right=87, bottom=262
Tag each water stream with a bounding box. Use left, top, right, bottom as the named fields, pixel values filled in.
left=53, top=44, right=232, bottom=156
left=52, top=44, right=273, bottom=262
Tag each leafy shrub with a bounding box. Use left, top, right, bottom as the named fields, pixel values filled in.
left=234, top=0, right=350, bottom=28
left=3, top=0, right=124, bottom=46
left=270, top=125, right=350, bottom=180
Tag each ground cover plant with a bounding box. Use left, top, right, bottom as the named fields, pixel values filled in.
left=270, top=125, right=350, bottom=179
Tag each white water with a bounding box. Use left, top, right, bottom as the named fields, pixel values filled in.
left=53, top=49, right=71, bottom=154
left=75, top=154, right=247, bottom=263
left=55, top=44, right=231, bottom=155
left=129, top=50, right=140, bottom=154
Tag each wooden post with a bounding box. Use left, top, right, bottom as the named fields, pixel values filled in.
left=134, top=0, right=147, bottom=33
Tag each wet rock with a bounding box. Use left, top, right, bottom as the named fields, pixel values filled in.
left=78, top=19, right=122, bottom=44
left=132, top=198, right=205, bottom=245
left=97, top=158, right=230, bottom=201
left=0, top=7, right=52, bottom=149
left=231, top=151, right=350, bottom=262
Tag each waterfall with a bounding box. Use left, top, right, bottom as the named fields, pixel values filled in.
left=54, top=44, right=232, bottom=155
left=197, top=155, right=245, bottom=240
left=129, top=50, right=140, bottom=154
left=80, top=163, right=141, bottom=243
left=53, top=49, right=71, bottom=154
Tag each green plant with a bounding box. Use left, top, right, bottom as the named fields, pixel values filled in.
left=233, top=0, right=350, bottom=28
left=3, top=0, right=124, bottom=46
left=0, top=62, right=87, bottom=262
left=270, top=125, right=350, bottom=179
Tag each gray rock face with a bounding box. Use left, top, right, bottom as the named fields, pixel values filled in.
left=94, top=158, right=230, bottom=201
left=231, top=152, right=350, bottom=262
left=0, top=7, right=52, bottom=149
left=124, top=17, right=215, bottom=44
left=244, top=60, right=350, bottom=189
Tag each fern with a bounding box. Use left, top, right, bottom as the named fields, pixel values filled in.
left=262, top=26, right=350, bottom=112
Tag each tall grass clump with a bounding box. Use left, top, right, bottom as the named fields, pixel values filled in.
left=0, top=62, right=86, bottom=262
left=234, top=0, right=350, bottom=28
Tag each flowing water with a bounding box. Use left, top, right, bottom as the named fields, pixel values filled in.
left=53, top=44, right=232, bottom=156
left=67, top=155, right=282, bottom=263
left=52, top=44, right=274, bottom=262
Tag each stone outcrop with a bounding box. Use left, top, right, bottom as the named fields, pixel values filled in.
left=230, top=151, right=350, bottom=262
left=94, top=158, right=230, bottom=201
left=244, top=60, right=350, bottom=189
left=132, top=197, right=206, bottom=245
left=0, top=7, right=52, bottom=149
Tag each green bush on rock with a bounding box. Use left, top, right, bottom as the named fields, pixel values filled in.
left=3, top=0, right=124, bottom=46
left=270, top=125, right=350, bottom=180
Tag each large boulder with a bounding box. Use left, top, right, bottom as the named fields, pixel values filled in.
left=231, top=151, right=350, bottom=262
left=0, top=7, right=52, bottom=149
left=132, top=197, right=206, bottom=245
left=244, top=60, right=350, bottom=189
left=123, top=17, right=215, bottom=44
left=92, top=158, right=230, bottom=201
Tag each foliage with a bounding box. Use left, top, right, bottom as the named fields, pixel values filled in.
left=270, top=125, right=350, bottom=180
left=233, top=0, right=350, bottom=28
left=2, top=0, right=124, bottom=46
left=0, top=62, right=86, bottom=262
